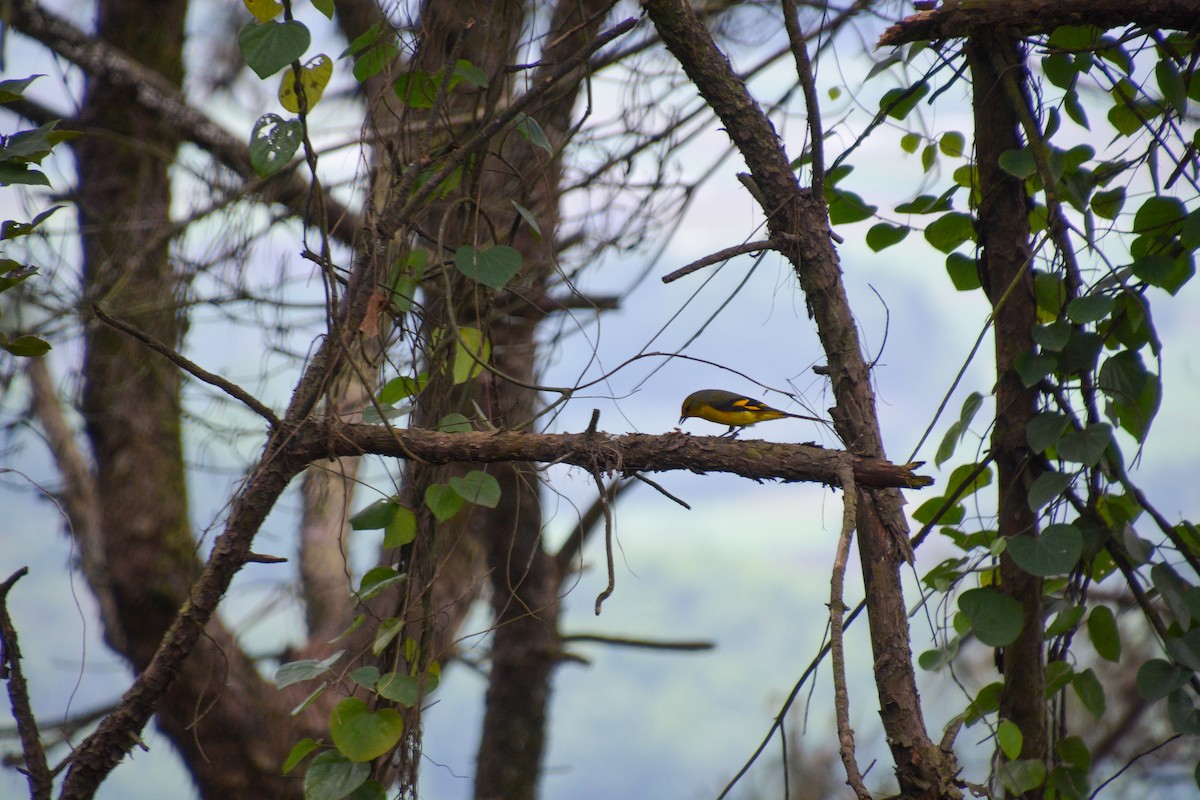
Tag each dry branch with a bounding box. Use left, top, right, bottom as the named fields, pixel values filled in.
left=879, top=0, right=1200, bottom=47
left=0, top=568, right=52, bottom=800
left=307, top=424, right=934, bottom=490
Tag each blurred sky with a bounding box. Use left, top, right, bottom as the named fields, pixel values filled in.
left=3, top=3, right=1199, bottom=799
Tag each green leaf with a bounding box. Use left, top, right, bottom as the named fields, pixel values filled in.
left=455, top=245, right=522, bottom=289
left=345, top=781, right=388, bottom=800
left=0, top=75, right=42, bottom=104
left=1166, top=628, right=1200, bottom=671
left=357, top=567, right=406, bottom=600
left=1134, top=195, right=1187, bottom=235
left=1031, top=321, right=1071, bottom=352
left=511, top=201, right=542, bottom=240
left=1005, top=524, right=1082, bottom=577
left=372, top=617, right=404, bottom=655
left=900, top=132, right=921, bottom=153
left=515, top=113, right=552, bottom=154
left=935, top=392, right=984, bottom=467
left=1033, top=271, right=1066, bottom=320
left=329, top=697, right=404, bottom=762
left=239, top=20, right=311, bottom=79
left=353, top=43, right=398, bottom=83
left=945, top=462, right=992, bottom=500
left=895, top=191, right=954, bottom=215
left=965, top=681, right=1003, bottom=725
left=393, top=70, right=438, bottom=107
left=959, top=587, right=1024, bottom=647
left=1026, top=412, right=1069, bottom=453
left=1156, top=59, right=1188, bottom=112
left=939, top=131, right=965, bottom=157
left=350, top=666, right=380, bottom=690
left=945, top=253, right=980, bottom=291
left=1136, top=659, right=1189, bottom=701
left=1168, top=688, right=1200, bottom=735
left=378, top=375, right=422, bottom=405
left=1045, top=660, right=1075, bottom=696
left=997, top=719, right=1023, bottom=761
left=249, top=113, right=302, bottom=177
left=304, top=751, right=369, bottom=800
left=1056, top=423, right=1112, bottom=466
left=827, top=188, right=876, bottom=225
left=1058, top=735, right=1091, bottom=771
left=2, top=205, right=63, bottom=240
left=2, top=335, right=51, bottom=357
left=275, top=650, right=344, bottom=688
left=377, top=670, right=439, bottom=706
left=1151, top=563, right=1194, bottom=627
left=1045, top=605, right=1085, bottom=637
left=879, top=82, right=929, bottom=119
left=998, top=148, right=1037, bottom=179
left=911, top=496, right=963, bottom=526
left=1014, top=352, right=1056, bottom=387
left=1087, top=606, right=1121, bottom=662
left=350, top=498, right=398, bottom=530
left=310, top=0, right=334, bottom=19
left=0, top=163, right=50, bottom=187
left=383, top=505, right=417, bottom=548
left=1071, top=668, right=1106, bottom=718
left=282, top=737, right=320, bottom=774
left=1098, top=350, right=1160, bottom=441
left=1066, top=294, right=1113, bottom=324
left=924, top=212, right=974, bottom=253
left=340, top=23, right=384, bottom=60
left=448, top=470, right=501, bottom=508
left=451, top=326, right=490, bottom=385
left=998, top=759, right=1046, bottom=794
left=436, top=413, right=471, bottom=433
left=865, top=222, right=909, bottom=252
left=424, top=484, right=464, bottom=522
left=1027, top=470, right=1071, bottom=511
left=1133, top=253, right=1193, bottom=295
left=452, top=59, right=489, bottom=88
left=1091, top=187, right=1125, bottom=220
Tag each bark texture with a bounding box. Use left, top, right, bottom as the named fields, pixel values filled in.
left=640, top=1, right=958, bottom=795
left=966, top=37, right=1047, bottom=794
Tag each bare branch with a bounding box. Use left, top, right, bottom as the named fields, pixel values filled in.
left=878, top=0, right=1200, bottom=47
left=317, top=424, right=935, bottom=490
left=93, top=304, right=281, bottom=427
left=0, top=568, right=52, bottom=800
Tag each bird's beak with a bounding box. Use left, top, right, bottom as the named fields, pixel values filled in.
left=678, top=415, right=686, bottom=425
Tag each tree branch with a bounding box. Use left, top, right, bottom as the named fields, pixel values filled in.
left=878, top=0, right=1200, bottom=47
left=93, top=304, right=281, bottom=427
left=0, top=568, right=52, bottom=800
left=310, top=423, right=934, bottom=490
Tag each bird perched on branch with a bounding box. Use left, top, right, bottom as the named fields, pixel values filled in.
left=679, top=389, right=823, bottom=438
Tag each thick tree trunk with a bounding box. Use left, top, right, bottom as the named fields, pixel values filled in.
left=73, top=1, right=316, bottom=797
left=966, top=37, right=1047, bottom=796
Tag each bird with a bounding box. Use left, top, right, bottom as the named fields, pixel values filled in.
left=678, top=389, right=822, bottom=438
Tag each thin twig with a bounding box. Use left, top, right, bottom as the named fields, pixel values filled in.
left=592, top=469, right=617, bottom=615
left=660, top=239, right=780, bottom=283
left=630, top=472, right=691, bottom=509
left=0, top=568, right=53, bottom=800
left=560, top=633, right=713, bottom=651
left=830, top=460, right=871, bottom=799
left=92, top=304, right=280, bottom=427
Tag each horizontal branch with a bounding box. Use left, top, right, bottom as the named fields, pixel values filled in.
left=878, top=0, right=1200, bottom=47
left=304, top=424, right=935, bottom=490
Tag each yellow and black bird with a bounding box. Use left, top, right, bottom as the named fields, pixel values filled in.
left=679, top=389, right=822, bottom=438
